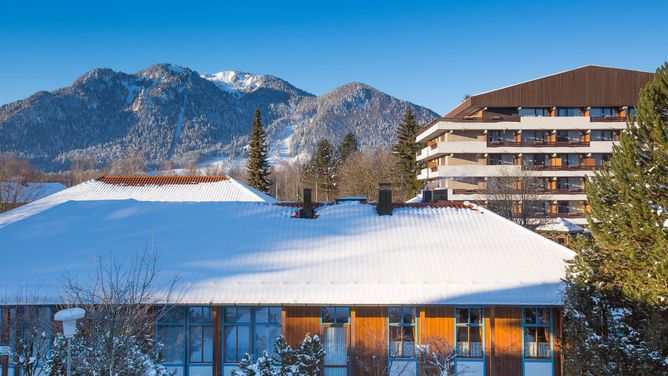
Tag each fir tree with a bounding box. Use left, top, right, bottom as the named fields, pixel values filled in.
left=232, top=353, right=257, bottom=376
left=247, top=107, right=272, bottom=193
left=303, top=139, right=337, bottom=201
left=338, top=131, right=358, bottom=163
left=255, top=351, right=274, bottom=376
left=272, top=335, right=295, bottom=376
left=295, top=334, right=325, bottom=376
left=392, top=108, right=422, bottom=200
left=564, top=63, right=668, bottom=374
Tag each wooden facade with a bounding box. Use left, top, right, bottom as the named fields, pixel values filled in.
left=445, top=65, right=653, bottom=118
left=0, top=305, right=563, bottom=376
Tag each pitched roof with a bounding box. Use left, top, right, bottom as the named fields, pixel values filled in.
left=534, top=217, right=587, bottom=234
left=445, top=65, right=653, bottom=117
left=0, top=182, right=66, bottom=203
left=0, top=176, right=275, bottom=227
left=0, top=198, right=574, bottom=306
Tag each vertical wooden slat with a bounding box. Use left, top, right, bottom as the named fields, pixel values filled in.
left=490, top=307, right=522, bottom=375
left=553, top=307, right=563, bottom=376
left=486, top=307, right=494, bottom=376
left=351, top=306, right=386, bottom=375
left=284, top=307, right=320, bottom=348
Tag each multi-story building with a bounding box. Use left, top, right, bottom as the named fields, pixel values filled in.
left=416, top=66, right=653, bottom=225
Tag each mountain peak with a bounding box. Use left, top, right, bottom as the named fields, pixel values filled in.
left=202, top=70, right=265, bottom=94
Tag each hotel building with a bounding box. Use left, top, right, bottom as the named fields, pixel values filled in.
left=416, top=66, right=653, bottom=225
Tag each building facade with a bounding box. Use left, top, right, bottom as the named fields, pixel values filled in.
left=0, top=178, right=575, bottom=376
left=416, top=66, right=653, bottom=225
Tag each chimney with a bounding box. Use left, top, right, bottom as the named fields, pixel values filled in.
left=421, top=189, right=432, bottom=203
left=300, top=188, right=314, bottom=218
left=377, top=183, right=393, bottom=216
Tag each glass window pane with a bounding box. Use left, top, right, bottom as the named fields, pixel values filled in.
left=469, top=327, right=483, bottom=358
left=255, top=326, right=281, bottom=356
left=224, top=326, right=237, bottom=362
left=456, top=329, right=469, bottom=357
left=335, top=307, right=350, bottom=324
left=190, top=327, right=203, bottom=363
left=456, top=308, right=469, bottom=324
left=524, top=308, right=537, bottom=324
left=537, top=308, right=551, bottom=324
left=470, top=309, right=482, bottom=324
left=159, top=326, right=185, bottom=364
left=160, top=306, right=186, bottom=323
left=269, top=307, right=281, bottom=324
left=238, top=326, right=250, bottom=359
left=255, top=307, right=269, bottom=323
left=524, top=327, right=537, bottom=358
left=402, top=308, right=414, bottom=325
left=537, top=327, right=551, bottom=358
left=237, top=307, right=251, bottom=323
left=225, top=307, right=251, bottom=323
left=225, top=307, right=237, bottom=323
left=389, top=307, right=402, bottom=324
left=322, top=307, right=335, bottom=324
left=190, top=307, right=211, bottom=323
left=203, top=326, right=213, bottom=363
left=403, top=327, right=415, bottom=357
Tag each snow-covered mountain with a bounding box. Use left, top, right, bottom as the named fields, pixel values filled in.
left=0, top=64, right=438, bottom=170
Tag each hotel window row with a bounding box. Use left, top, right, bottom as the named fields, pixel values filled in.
left=518, top=106, right=634, bottom=118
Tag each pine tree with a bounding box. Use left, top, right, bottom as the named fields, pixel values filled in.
left=255, top=351, right=274, bottom=376
left=564, top=63, right=668, bottom=374
left=233, top=353, right=257, bottom=376
left=303, top=139, right=337, bottom=201
left=295, top=334, right=325, bottom=376
left=247, top=107, right=272, bottom=193
left=338, top=131, right=358, bottom=163
left=392, top=108, right=422, bottom=200
left=272, top=335, right=295, bottom=376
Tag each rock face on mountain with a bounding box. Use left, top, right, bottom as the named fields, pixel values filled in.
left=0, top=64, right=438, bottom=170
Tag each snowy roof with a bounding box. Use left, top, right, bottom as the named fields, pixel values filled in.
left=534, top=217, right=586, bottom=234
left=0, top=196, right=574, bottom=306
left=0, top=176, right=274, bottom=227
left=0, top=182, right=66, bottom=203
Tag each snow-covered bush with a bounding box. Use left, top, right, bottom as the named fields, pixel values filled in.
left=232, top=334, right=323, bottom=376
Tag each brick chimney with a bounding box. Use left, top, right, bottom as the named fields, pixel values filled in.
left=300, top=188, right=314, bottom=218
left=377, top=183, right=392, bottom=216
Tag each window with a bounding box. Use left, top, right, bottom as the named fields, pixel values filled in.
left=557, top=107, right=583, bottom=117
left=522, top=130, right=548, bottom=144
left=590, top=130, right=619, bottom=141
left=522, top=154, right=548, bottom=167
left=321, top=307, right=350, bottom=325
left=523, top=308, right=552, bottom=359
left=388, top=307, right=416, bottom=358
left=519, top=108, right=548, bottom=117
left=157, top=306, right=188, bottom=375
left=254, top=307, right=282, bottom=357
left=455, top=308, right=483, bottom=359
left=488, top=130, right=516, bottom=144
left=627, top=107, right=637, bottom=117
left=556, top=177, right=584, bottom=191
left=561, top=154, right=580, bottom=168
left=526, top=201, right=550, bottom=216
left=189, top=307, right=213, bottom=365
left=557, top=130, right=584, bottom=143
left=590, top=107, right=618, bottom=118
left=592, top=153, right=611, bottom=167
left=223, top=307, right=251, bottom=364
left=488, top=154, right=515, bottom=165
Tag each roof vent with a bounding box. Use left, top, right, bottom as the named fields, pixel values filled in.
left=377, top=183, right=393, bottom=216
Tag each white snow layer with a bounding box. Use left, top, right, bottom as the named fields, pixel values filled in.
left=534, top=217, right=586, bottom=233
left=0, top=178, right=274, bottom=228
left=0, top=198, right=574, bottom=306
left=202, top=71, right=264, bottom=94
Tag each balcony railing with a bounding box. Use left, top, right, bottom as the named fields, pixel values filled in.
left=452, top=188, right=586, bottom=195
left=530, top=164, right=598, bottom=171
left=487, top=140, right=591, bottom=147
left=590, top=116, right=627, bottom=122
left=533, top=212, right=586, bottom=218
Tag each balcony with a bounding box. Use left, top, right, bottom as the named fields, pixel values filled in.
left=533, top=212, right=586, bottom=219
left=487, top=140, right=590, bottom=147
left=451, top=188, right=585, bottom=196
left=590, top=116, right=627, bottom=122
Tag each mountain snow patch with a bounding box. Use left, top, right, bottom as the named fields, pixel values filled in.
left=202, top=70, right=264, bottom=94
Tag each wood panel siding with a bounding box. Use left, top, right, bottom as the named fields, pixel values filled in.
left=554, top=307, right=563, bottom=376
left=445, top=66, right=653, bottom=118
left=350, top=307, right=387, bottom=374
left=283, top=306, right=321, bottom=348
left=488, top=307, right=523, bottom=375
left=213, top=307, right=223, bottom=376
left=419, top=306, right=454, bottom=345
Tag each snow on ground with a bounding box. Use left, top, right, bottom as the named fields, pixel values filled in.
left=0, top=198, right=574, bottom=306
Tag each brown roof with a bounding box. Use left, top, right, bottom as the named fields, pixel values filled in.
left=96, top=175, right=229, bottom=186
left=445, top=65, right=654, bottom=117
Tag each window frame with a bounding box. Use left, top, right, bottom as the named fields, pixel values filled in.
left=454, top=307, right=485, bottom=360
left=222, top=307, right=252, bottom=366
left=387, top=306, right=418, bottom=359
left=522, top=307, right=554, bottom=367
left=188, top=307, right=214, bottom=367
left=253, top=306, right=282, bottom=358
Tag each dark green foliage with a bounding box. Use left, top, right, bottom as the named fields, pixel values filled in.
left=247, top=107, right=272, bottom=193
left=303, top=139, right=337, bottom=201
left=233, top=353, right=257, bottom=376
left=338, top=131, right=358, bottom=163
left=295, top=334, right=325, bottom=376
left=564, top=63, right=668, bottom=375
left=272, top=335, right=294, bottom=376
left=392, top=108, right=422, bottom=200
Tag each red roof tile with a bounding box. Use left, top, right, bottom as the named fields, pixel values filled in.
left=96, top=175, right=229, bottom=186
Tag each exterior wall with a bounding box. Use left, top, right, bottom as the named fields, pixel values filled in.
left=0, top=304, right=563, bottom=376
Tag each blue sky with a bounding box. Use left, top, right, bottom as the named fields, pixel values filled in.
left=1, top=0, right=666, bottom=114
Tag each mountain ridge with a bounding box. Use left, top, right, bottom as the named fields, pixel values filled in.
left=0, top=63, right=439, bottom=170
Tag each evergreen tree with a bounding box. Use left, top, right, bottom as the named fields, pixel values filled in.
left=232, top=353, right=257, bottom=376
left=295, top=334, right=325, bottom=376
left=247, top=107, right=272, bottom=193
left=564, top=63, right=668, bottom=375
left=255, top=351, right=274, bottom=376
left=392, top=108, right=422, bottom=200
left=272, top=335, right=295, bottom=376
left=338, top=131, right=358, bottom=163
left=303, top=139, right=337, bottom=201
